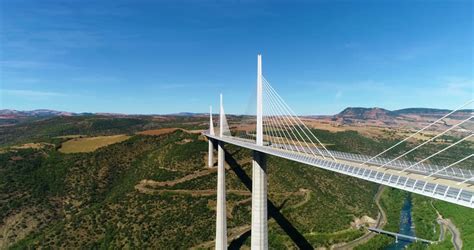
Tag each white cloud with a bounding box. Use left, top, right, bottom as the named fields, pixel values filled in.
left=441, top=77, right=474, bottom=96
left=2, top=89, right=67, bottom=97
left=0, top=60, right=78, bottom=70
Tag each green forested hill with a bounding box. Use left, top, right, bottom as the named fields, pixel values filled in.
left=0, top=130, right=379, bottom=248
left=1, top=121, right=380, bottom=248
left=0, top=115, right=208, bottom=146
left=0, top=117, right=472, bottom=249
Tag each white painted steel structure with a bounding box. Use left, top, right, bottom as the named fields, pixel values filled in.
left=205, top=54, right=473, bottom=249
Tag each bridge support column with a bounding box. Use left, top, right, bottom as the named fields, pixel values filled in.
left=251, top=151, right=267, bottom=249
left=251, top=54, right=268, bottom=249
left=215, top=141, right=227, bottom=249
left=215, top=95, right=227, bottom=249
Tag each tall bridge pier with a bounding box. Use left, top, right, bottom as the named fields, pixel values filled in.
left=251, top=54, right=268, bottom=249
left=205, top=53, right=474, bottom=249
left=215, top=94, right=227, bottom=249
left=210, top=55, right=269, bottom=249
left=206, top=54, right=474, bottom=249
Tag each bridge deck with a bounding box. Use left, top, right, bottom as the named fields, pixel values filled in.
left=205, top=133, right=474, bottom=208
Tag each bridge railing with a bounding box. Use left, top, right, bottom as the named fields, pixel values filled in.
left=320, top=149, right=474, bottom=180
left=204, top=132, right=474, bottom=208
left=268, top=142, right=474, bottom=181
left=213, top=126, right=473, bottom=181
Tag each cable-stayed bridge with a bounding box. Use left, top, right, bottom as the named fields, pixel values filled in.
left=204, top=55, right=473, bottom=249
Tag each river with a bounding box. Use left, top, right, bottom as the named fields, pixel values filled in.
left=385, top=194, right=415, bottom=250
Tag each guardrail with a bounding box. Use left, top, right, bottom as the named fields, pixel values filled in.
left=204, top=132, right=474, bottom=208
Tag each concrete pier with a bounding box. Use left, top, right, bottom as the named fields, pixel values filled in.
left=251, top=54, right=268, bottom=249
left=215, top=95, right=227, bottom=249
left=251, top=151, right=267, bottom=249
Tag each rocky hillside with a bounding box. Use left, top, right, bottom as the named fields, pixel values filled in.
left=328, top=107, right=474, bottom=130
left=336, top=107, right=393, bottom=120
left=336, top=107, right=473, bottom=120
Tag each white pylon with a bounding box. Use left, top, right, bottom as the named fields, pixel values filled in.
left=210, top=106, right=215, bottom=136
left=215, top=94, right=227, bottom=249
left=251, top=54, right=268, bottom=249
left=256, top=54, right=263, bottom=146
left=208, top=106, right=215, bottom=168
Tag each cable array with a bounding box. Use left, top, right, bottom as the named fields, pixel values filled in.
left=216, top=78, right=473, bottom=184
left=356, top=100, right=473, bottom=183
left=261, top=76, right=336, bottom=161
left=362, top=100, right=473, bottom=165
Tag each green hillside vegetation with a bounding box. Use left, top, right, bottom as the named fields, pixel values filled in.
left=1, top=116, right=472, bottom=249
left=0, top=131, right=376, bottom=248
left=271, top=128, right=473, bottom=169
left=411, top=195, right=439, bottom=241
left=354, top=188, right=405, bottom=250
left=1, top=122, right=380, bottom=248
left=428, top=230, right=454, bottom=250
left=0, top=115, right=208, bottom=147
left=432, top=199, right=474, bottom=249
left=309, top=129, right=473, bottom=169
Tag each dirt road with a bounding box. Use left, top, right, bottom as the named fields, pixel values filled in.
left=431, top=201, right=462, bottom=250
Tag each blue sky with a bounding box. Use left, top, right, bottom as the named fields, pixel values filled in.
left=0, top=0, right=473, bottom=115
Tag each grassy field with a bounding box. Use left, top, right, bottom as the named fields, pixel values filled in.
left=58, top=135, right=131, bottom=153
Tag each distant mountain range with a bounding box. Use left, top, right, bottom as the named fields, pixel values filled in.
left=335, top=107, right=473, bottom=120
left=0, top=109, right=210, bottom=125
left=0, top=109, right=76, bottom=117
left=1, top=107, right=472, bottom=123
left=0, top=109, right=89, bottom=126
left=0, top=109, right=210, bottom=117
left=167, top=112, right=208, bottom=116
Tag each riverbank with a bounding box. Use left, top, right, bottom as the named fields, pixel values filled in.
left=332, top=185, right=387, bottom=249
left=353, top=187, right=407, bottom=250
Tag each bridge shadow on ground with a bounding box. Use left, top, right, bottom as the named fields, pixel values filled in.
left=223, top=147, right=313, bottom=250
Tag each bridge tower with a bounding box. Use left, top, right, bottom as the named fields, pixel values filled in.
left=251, top=54, right=268, bottom=249
left=215, top=94, right=227, bottom=249
left=208, top=106, right=215, bottom=168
